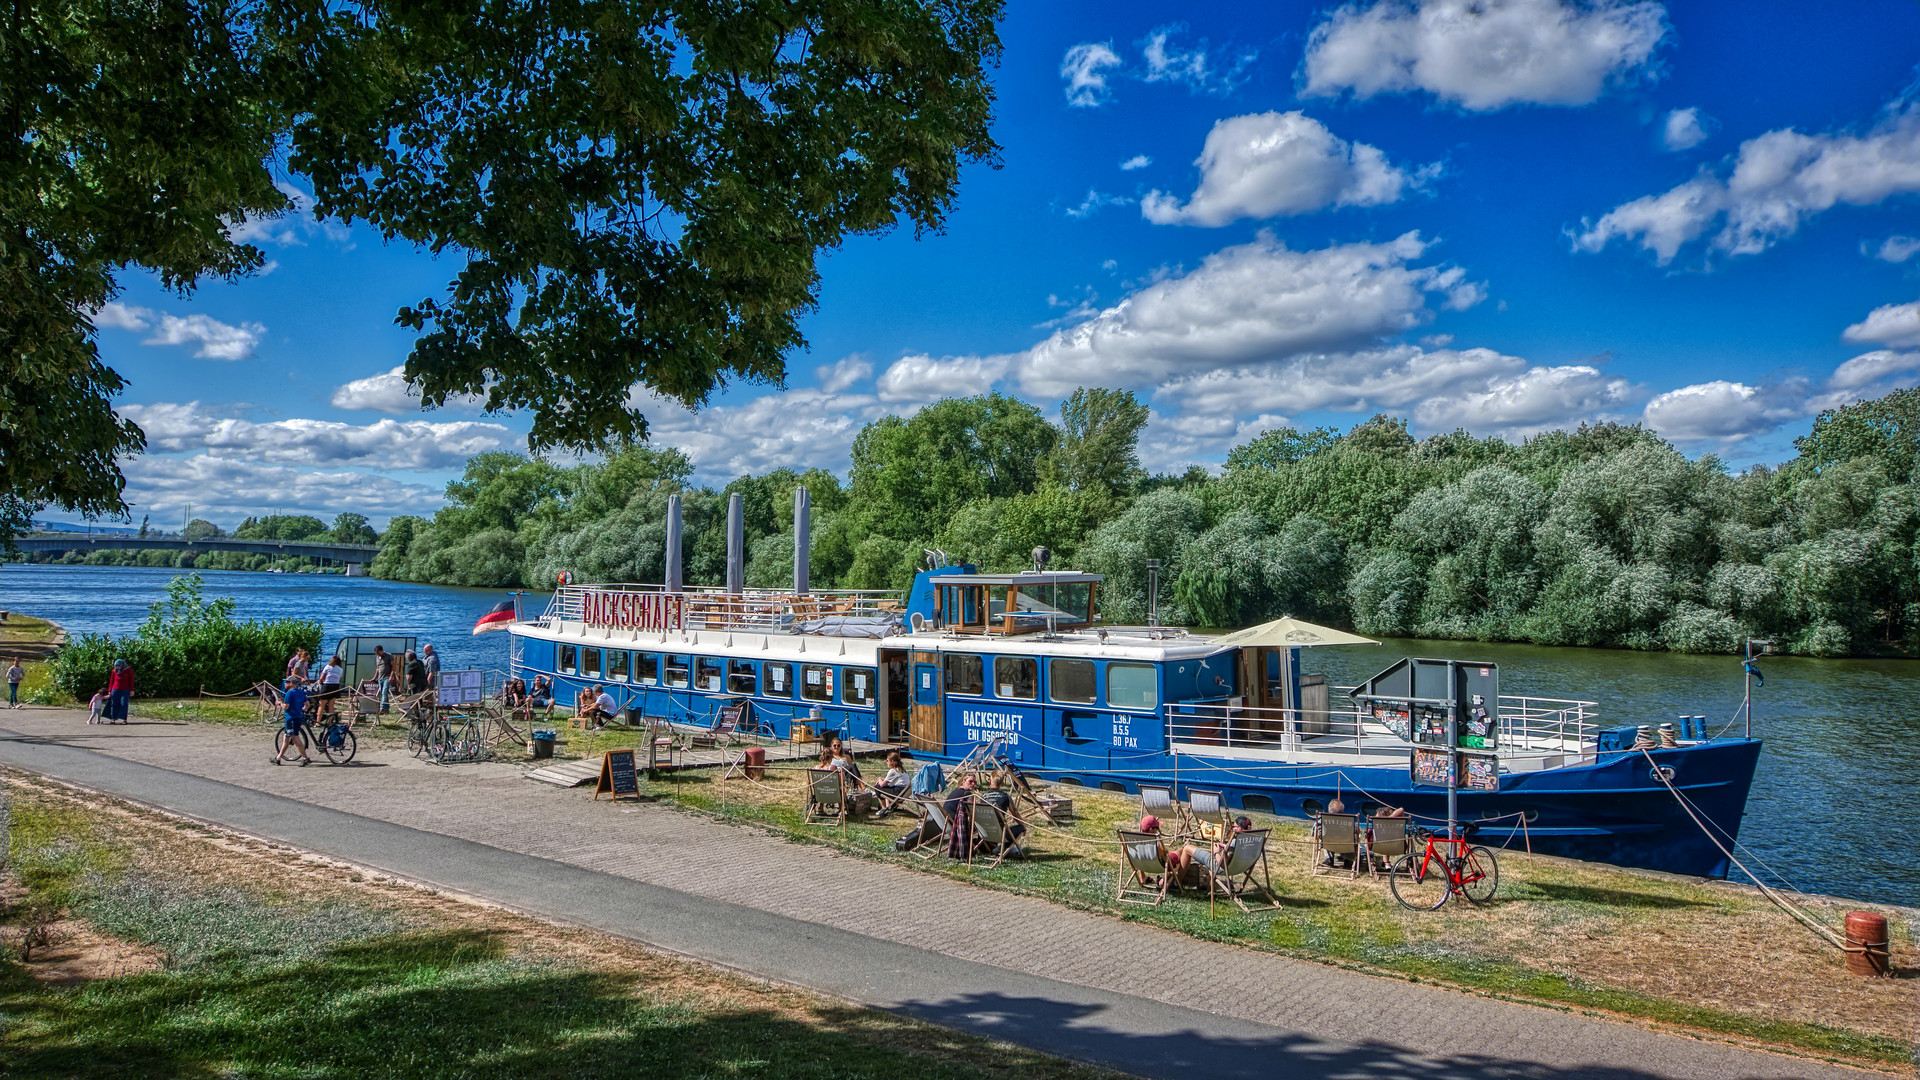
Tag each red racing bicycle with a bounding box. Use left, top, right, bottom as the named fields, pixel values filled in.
left=1389, top=826, right=1499, bottom=910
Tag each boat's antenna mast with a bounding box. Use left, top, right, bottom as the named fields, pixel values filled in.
left=1743, top=638, right=1772, bottom=738
left=1146, top=559, right=1160, bottom=627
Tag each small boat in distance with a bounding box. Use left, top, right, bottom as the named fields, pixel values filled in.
left=504, top=495, right=1760, bottom=878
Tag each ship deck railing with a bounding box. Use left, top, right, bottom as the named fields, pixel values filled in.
left=1165, top=695, right=1599, bottom=770
left=536, top=583, right=903, bottom=634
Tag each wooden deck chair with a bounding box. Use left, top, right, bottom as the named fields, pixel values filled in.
left=971, top=801, right=1017, bottom=868
left=1208, top=829, right=1282, bottom=914
left=1366, top=814, right=1411, bottom=876
left=1116, top=829, right=1170, bottom=905
left=802, top=767, right=846, bottom=824
left=692, top=702, right=745, bottom=749
left=1139, top=784, right=1175, bottom=821
left=909, top=796, right=952, bottom=860
left=1312, top=812, right=1361, bottom=876
left=1187, top=788, right=1228, bottom=839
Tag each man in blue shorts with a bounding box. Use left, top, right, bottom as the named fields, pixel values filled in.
left=274, top=677, right=313, bottom=766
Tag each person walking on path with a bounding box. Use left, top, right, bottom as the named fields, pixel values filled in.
left=106, top=659, right=135, bottom=724
left=371, top=646, right=392, bottom=712
left=87, top=687, right=107, bottom=724
left=273, top=677, right=313, bottom=766
left=6, top=658, right=22, bottom=709
left=317, top=655, right=346, bottom=724
left=422, top=643, right=441, bottom=689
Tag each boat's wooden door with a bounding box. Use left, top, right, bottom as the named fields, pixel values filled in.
left=910, top=650, right=944, bottom=753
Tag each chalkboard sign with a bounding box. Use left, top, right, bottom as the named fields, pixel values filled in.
left=595, top=749, right=641, bottom=801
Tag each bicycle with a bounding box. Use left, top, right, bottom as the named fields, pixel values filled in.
left=275, top=706, right=358, bottom=766
left=1389, top=825, right=1498, bottom=910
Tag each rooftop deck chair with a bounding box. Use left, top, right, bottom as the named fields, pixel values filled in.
left=1186, top=789, right=1228, bottom=839
left=909, top=795, right=953, bottom=860
left=1312, top=812, right=1362, bottom=877
left=1139, top=784, right=1176, bottom=823
left=1116, top=829, right=1171, bottom=906
left=1365, top=814, right=1411, bottom=877
left=971, top=801, right=1018, bottom=869
left=802, top=767, right=846, bottom=825
left=1207, top=829, right=1282, bottom=915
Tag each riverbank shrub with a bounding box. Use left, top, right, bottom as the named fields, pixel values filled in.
left=49, top=574, right=321, bottom=698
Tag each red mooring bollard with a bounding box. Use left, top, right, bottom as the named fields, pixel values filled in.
left=1844, top=911, right=1891, bottom=977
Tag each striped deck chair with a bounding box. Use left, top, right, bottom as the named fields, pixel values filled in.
left=802, top=767, right=845, bottom=824
left=1116, top=829, right=1169, bottom=905
left=1313, top=812, right=1361, bottom=876
left=971, top=801, right=1017, bottom=869
left=1139, top=784, right=1175, bottom=822
left=1207, top=828, right=1282, bottom=914
left=908, top=795, right=953, bottom=860
left=1187, top=788, right=1228, bottom=838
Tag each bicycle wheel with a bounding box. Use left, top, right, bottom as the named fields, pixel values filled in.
left=322, top=725, right=357, bottom=765
left=1389, top=852, right=1450, bottom=910
left=1460, top=845, right=1500, bottom=904
left=406, top=721, right=426, bottom=757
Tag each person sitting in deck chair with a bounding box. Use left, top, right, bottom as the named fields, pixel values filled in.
left=584, top=685, right=618, bottom=729
left=832, top=742, right=864, bottom=782
left=982, top=773, right=1027, bottom=851
left=1133, top=815, right=1165, bottom=884
left=872, top=751, right=910, bottom=817
left=528, top=675, right=554, bottom=715
left=943, top=774, right=979, bottom=860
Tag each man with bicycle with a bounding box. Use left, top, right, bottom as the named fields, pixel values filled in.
left=273, top=676, right=314, bottom=766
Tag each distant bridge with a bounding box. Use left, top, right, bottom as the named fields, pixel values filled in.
left=12, top=533, right=379, bottom=570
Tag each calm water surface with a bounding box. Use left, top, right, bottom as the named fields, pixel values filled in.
left=3, top=563, right=1915, bottom=907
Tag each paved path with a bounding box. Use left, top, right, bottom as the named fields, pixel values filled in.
left=0, top=707, right=1878, bottom=1080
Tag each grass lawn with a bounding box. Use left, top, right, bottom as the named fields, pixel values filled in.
left=637, top=760, right=1914, bottom=1069
left=0, top=777, right=1121, bottom=1080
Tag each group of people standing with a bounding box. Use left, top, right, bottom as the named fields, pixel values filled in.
left=82, top=659, right=137, bottom=724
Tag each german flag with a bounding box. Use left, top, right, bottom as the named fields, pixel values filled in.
left=472, top=599, right=516, bottom=635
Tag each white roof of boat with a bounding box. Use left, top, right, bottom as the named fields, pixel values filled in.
left=517, top=621, right=1226, bottom=662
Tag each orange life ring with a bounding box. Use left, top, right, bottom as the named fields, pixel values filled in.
left=556, top=570, right=574, bottom=586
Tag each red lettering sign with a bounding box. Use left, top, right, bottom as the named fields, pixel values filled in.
left=581, top=590, right=682, bottom=631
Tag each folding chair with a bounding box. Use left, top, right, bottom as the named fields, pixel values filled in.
left=909, top=796, right=953, bottom=859
left=1116, top=829, right=1170, bottom=905
left=1208, top=829, right=1283, bottom=914
left=1140, top=784, right=1175, bottom=822
left=691, top=703, right=745, bottom=749
left=802, top=767, right=846, bottom=824
left=1312, top=812, right=1361, bottom=876
left=1366, top=814, right=1411, bottom=876
left=1187, top=788, right=1228, bottom=839
left=971, top=802, right=1020, bottom=869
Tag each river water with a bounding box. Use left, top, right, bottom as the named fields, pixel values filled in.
left=3, top=563, right=1914, bottom=907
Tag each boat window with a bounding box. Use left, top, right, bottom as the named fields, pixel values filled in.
left=764, top=662, right=792, bottom=698
left=1107, top=663, right=1158, bottom=710
left=801, top=664, right=834, bottom=702
left=995, top=657, right=1037, bottom=700
left=841, top=667, right=875, bottom=707
left=696, top=657, right=724, bottom=692
left=1049, top=659, right=1096, bottom=704
left=944, top=654, right=984, bottom=695
left=607, top=650, right=630, bottom=682
left=727, top=660, right=757, bottom=695
left=1242, top=795, right=1275, bottom=814
left=664, top=655, right=689, bottom=688
left=582, top=647, right=602, bottom=678
left=559, top=643, right=577, bottom=675
left=635, top=653, right=659, bottom=685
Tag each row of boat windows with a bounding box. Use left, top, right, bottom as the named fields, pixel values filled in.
left=943, top=654, right=1159, bottom=711
left=556, top=645, right=876, bottom=707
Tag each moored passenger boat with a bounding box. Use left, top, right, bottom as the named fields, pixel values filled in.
left=506, top=497, right=1760, bottom=879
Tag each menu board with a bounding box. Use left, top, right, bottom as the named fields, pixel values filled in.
left=595, top=749, right=641, bottom=800
left=437, top=669, right=485, bottom=705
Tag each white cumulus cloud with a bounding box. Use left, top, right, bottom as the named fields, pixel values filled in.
left=1016, top=232, right=1485, bottom=396
left=1641, top=381, right=1804, bottom=442
left=1843, top=299, right=1920, bottom=350
left=1061, top=42, right=1122, bottom=107
left=123, top=456, right=441, bottom=522
left=330, top=366, right=487, bottom=414
left=814, top=355, right=874, bottom=394
left=91, top=302, right=264, bottom=360
left=1414, top=364, right=1640, bottom=437
left=119, top=402, right=518, bottom=471
left=625, top=386, right=889, bottom=481
left=1661, top=107, right=1712, bottom=151
left=1575, top=105, right=1920, bottom=264
left=877, top=354, right=1016, bottom=403
left=1120, top=154, right=1153, bottom=171
left=1301, top=0, right=1668, bottom=112
left=1141, top=111, right=1419, bottom=227
left=1867, top=235, right=1920, bottom=263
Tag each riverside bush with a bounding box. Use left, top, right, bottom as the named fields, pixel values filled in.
left=50, top=574, right=321, bottom=698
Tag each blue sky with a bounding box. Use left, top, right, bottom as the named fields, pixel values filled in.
left=92, top=0, right=1920, bottom=528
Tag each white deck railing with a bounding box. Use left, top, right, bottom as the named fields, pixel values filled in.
left=1165, top=694, right=1598, bottom=761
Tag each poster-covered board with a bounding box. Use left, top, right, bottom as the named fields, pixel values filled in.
left=1411, top=748, right=1501, bottom=791
left=437, top=669, right=485, bottom=705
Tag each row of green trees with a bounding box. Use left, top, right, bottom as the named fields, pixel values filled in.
left=18, top=548, right=337, bottom=573
left=370, top=386, right=1920, bottom=658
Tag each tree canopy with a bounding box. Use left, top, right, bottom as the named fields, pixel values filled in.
left=1, top=0, right=1004, bottom=541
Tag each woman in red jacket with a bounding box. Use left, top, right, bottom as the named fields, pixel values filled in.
left=106, top=659, right=135, bottom=724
